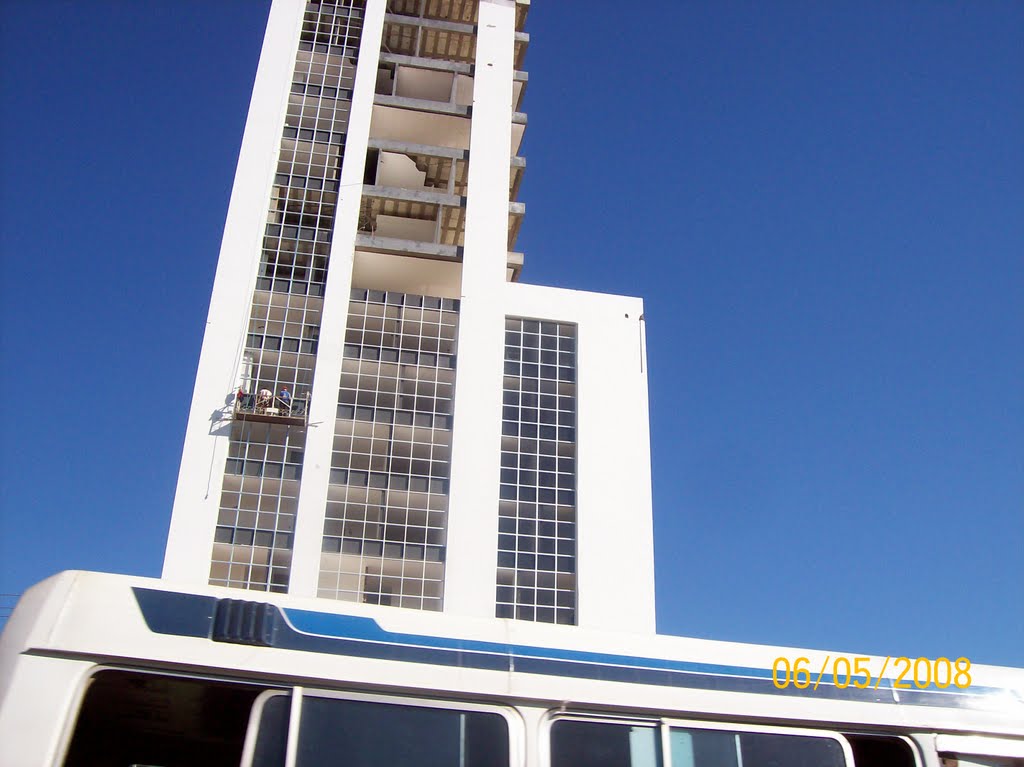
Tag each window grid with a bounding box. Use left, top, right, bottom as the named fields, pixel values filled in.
left=259, top=2, right=362, bottom=301
left=210, top=422, right=303, bottom=593
left=318, top=289, right=460, bottom=610
left=210, top=0, right=365, bottom=594
left=243, top=290, right=322, bottom=410
left=496, top=318, right=577, bottom=625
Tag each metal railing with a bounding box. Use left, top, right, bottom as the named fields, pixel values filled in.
left=233, top=390, right=310, bottom=426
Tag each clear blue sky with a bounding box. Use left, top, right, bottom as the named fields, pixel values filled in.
left=1, top=2, right=1021, bottom=665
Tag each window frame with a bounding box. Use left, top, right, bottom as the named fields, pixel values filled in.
left=58, top=667, right=522, bottom=767
left=542, top=713, right=663, bottom=767
left=241, top=689, right=292, bottom=767
left=56, top=665, right=287, bottom=767
left=542, top=712, right=856, bottom=767
left=250, top=685, right=524, bottom=767
left=845, top=732, right=923, bottom=767
left=661, top=717, right=856, bottom=767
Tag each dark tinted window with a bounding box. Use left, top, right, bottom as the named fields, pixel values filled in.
left=671, top=728, right=846, bottom=767
left=251, top=694, right=291, bottom=767
left=551, top=720, right=661, bottom=767
left=63, top=670, right=265, bottom=767
left=296, top=697, right=508, bottom=767
left=844, top=734, right=916, bottom=767
left=741, top=732, right=845, bottom=767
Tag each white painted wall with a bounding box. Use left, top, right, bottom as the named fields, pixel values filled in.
left=374, top=214, right=436, bottom=241
left=454, top=74, right=474, bottom=106
left=371, top=105, right=471, bottom=149
left=287, top=0, right=387, bottom=598
left=443, top=0, right=518, bottom=619
left=162, top=0, right=305, bottom=585
left=377, top=151, right=428, bottom=189
left=395, top=67, right=454, bottom=102
left=351, top=251, right=462, bottom=299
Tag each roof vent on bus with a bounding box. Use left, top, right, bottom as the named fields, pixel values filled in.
left=211, top=598, right=279, bottom=647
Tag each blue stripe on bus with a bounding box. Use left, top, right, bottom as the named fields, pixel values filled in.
left=132, top=588, right=1017, bottom=711
left=280, top=608, right=1004, bottom=707
left=284, top=608, right=773, bottom=681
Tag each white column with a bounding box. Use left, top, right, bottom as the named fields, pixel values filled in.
left=162, top=0, right=305, bottom=584
left=573, top=302, right=656, bottom=633
left=287, top=0, right=387, bottom=597
left=443, top=0, right=517, bottom=617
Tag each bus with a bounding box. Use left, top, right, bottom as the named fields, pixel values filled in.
left=1, top=571, right=1021, bottom=767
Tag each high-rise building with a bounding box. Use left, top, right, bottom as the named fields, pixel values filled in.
left=163, top=0, right=655, bottom=632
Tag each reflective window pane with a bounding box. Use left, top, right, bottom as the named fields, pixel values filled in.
left=551, top=720, right=660, bottom=767
left=296, top=697, right=508, bottom=767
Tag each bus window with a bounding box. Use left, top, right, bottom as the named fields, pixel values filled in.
left=62, top=670, right=270, bottom=767
left=550, top=719, right=661, bottom=767
left=248, top=692, right=291, bottom=767
left=844, top=734, right=917, bottom=767
left=295, top=696, right=509, bottom=767
left=670, top=727, right=846, bottom=767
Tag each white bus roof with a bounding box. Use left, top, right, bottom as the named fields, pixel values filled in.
left=3, top=571, right=1022, bottom=739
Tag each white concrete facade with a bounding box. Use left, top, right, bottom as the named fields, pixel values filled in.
left=287, top=0, right=387, bottom=599
left=443, top=0, right=518, bottom=619
left=162, top=0, right=656, bottom=633
left=162, top=0, right=305, bottom=585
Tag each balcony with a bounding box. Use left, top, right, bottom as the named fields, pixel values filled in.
left=377, top=57, right=528, bottom=114
left=376, top=60, right=471, bottom=110
left=356, top=192, right=523, bottom=258
left=357, top=188, right=462, bottom=257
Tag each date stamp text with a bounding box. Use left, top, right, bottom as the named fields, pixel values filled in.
left=771, top=656, right=972, bottom=690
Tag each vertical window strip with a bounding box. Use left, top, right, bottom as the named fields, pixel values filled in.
left=208, top=1, right=366, bottom=594
left=318, top=288, right=460, bottom=611
left=496, top=317, right=577, bottom=625
left=210, top=421, right=303, bottom=593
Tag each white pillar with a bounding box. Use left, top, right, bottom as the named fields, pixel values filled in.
left=443, top=0, right=517, bottom=618
left=287, top=0, right=387, bottom=597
